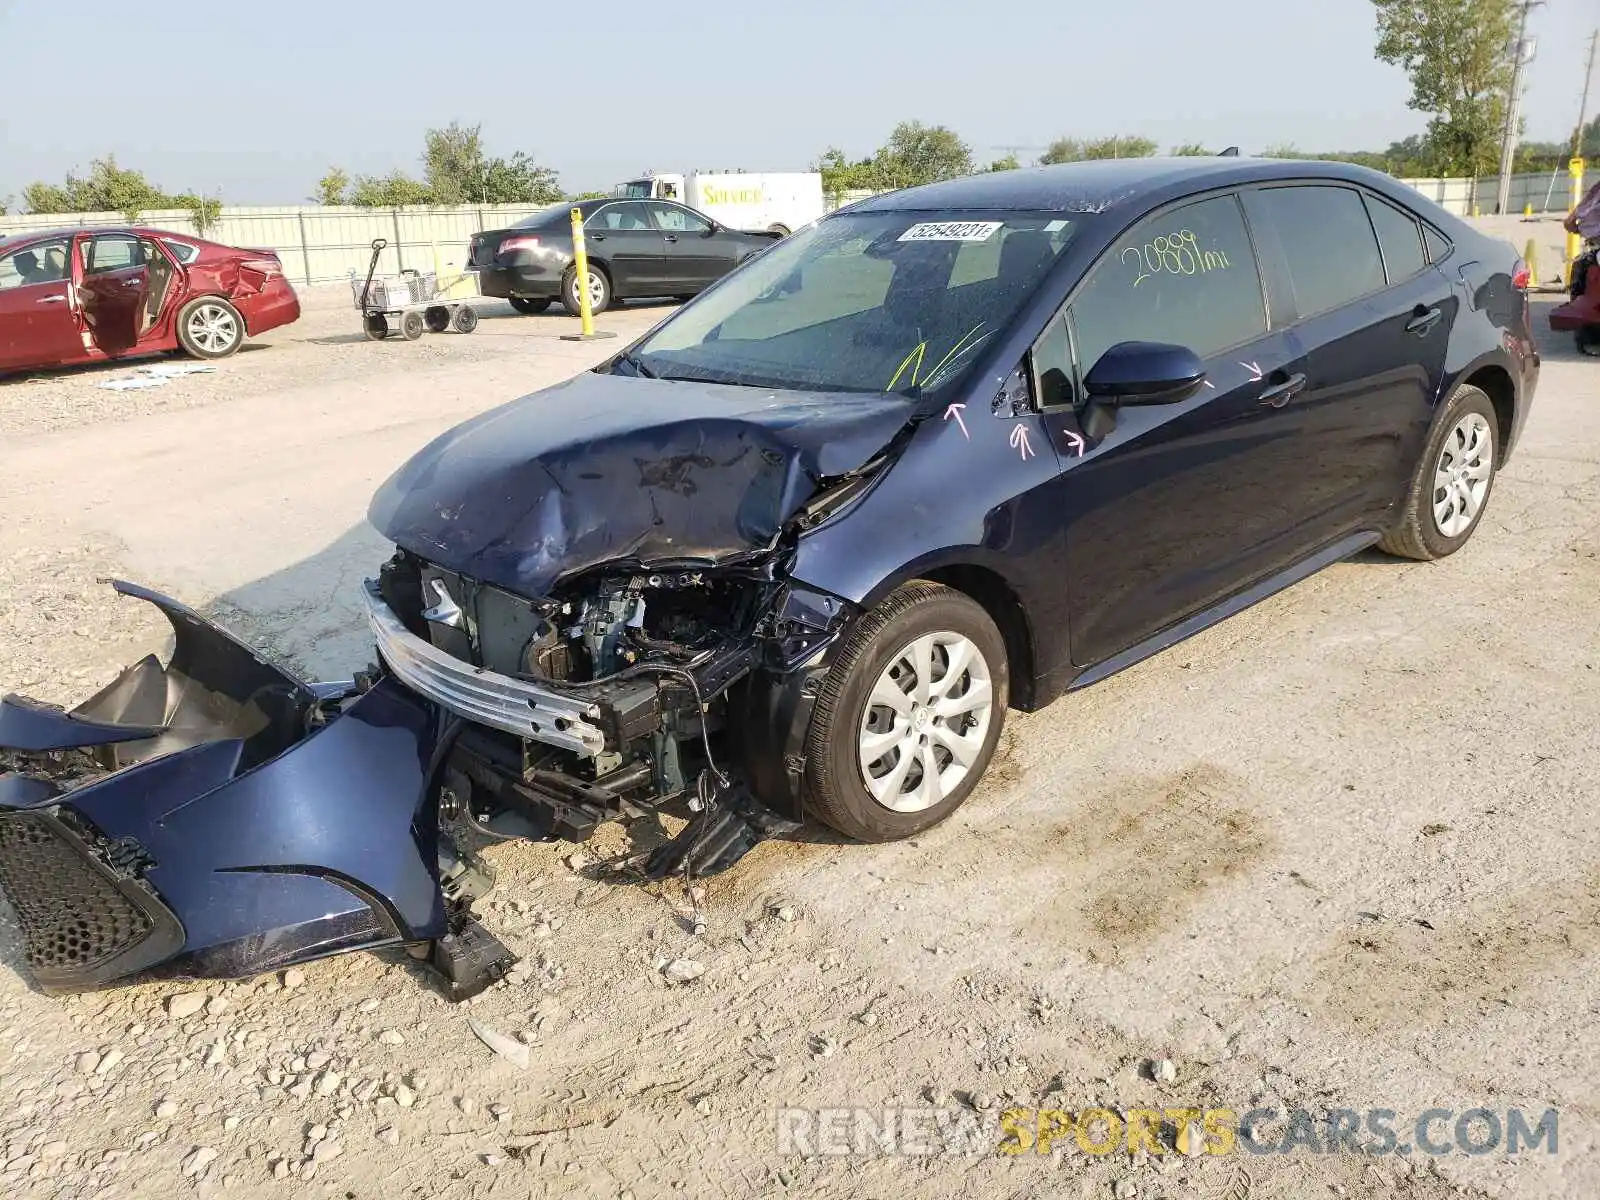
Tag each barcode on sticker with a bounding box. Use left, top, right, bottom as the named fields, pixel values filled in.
left=898, top=221, right=1004, bottom=243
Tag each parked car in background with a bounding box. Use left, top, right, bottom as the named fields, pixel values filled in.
left=0, top=227, right=299, bottom=376
left=613, top=170, right=826, bottom=237
left=469, top=197, right=782, bottom=316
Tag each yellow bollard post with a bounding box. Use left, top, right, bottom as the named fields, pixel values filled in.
left=1523, top=238, right=1539, bottom=289
left=1524, top=203, right=1533, bottom=218
left=1568, top=157, right=1586, bottom=286
left=560, top=207, right=617, bottom=343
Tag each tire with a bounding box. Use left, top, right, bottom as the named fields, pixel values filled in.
left=1577, top=325, right=1600, bottom=356
left=1378, top=383, right=1498, bottom=561
left=400, top=310, right=424, bottom=340
left=768, top=224, right=790, bottom=238
left=176, top=297, right=245, bottom=359
left=362, top=314, right=389, bottom=341
left=509, top=297, right=551, bottom=315
left=561, top=264, right=610, bottom=316
left=803, top=581, right=1009, bottom=842
left=423, top=305, right=451, bottom=333
left=451, top=305, right=479, bottom=334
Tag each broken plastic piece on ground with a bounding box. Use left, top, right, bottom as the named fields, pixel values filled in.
left=641, top=783, right=803, bottom=880
left=428, top=917, right=518, bottom=1002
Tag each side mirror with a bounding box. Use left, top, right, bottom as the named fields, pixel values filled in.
left=1083, top=341, right=1206, bottom=405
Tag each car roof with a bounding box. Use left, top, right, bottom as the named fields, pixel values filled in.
left=844, top=157, right=1436, bottom=221
left=0, top=226, right=204, bottom=255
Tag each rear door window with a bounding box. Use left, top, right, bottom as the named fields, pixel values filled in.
left=83, top=234, right=144, bottom=275
left=1252, top=185, right=1385, bottom=318
left=1068, top=193, right=1266, bottom=375
left=590, top=203, right=654, bottom=231
left=1364, top=195, right=1427, bottom=284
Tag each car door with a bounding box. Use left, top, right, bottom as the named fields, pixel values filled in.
left=584, top=202, right=666, bottom=296
left=647, top=202, right=739, bottom=293
left=76, top=233, right=150, bottom=356
left=0, top=237, right=82, bottom=372
left=1034, top=191, right=1319, bottom=669
left=1239, top=184, right=1455, bottom=537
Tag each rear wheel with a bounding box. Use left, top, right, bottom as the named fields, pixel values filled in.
left=803, top=581, right=1008, bottom=842
left=768, top=224, right=791, bottom=238
left=1577, top=325, right=1600, bottom=356
left=509, top=297, right=551, bottom=315
left=362, top=314, right=389, bottom=341
left=561, top=264, right=610, bottom=316
left=1378, top=383, right=1498, bottom=561
left=400, top=310, right=425, bottom=340
left=423, top=305, right=451, bottom=333
left=176, top=297, right=244, bottom=359
left=451, top=305, right=479, bottom=334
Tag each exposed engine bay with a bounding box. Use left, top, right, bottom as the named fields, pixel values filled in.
left=372, top=544, right=848, bottom=854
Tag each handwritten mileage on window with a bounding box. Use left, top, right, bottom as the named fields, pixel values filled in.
left=1121, top=229, right=1232, bottom=287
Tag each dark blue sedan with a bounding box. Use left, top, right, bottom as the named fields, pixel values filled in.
left=0, top=158, right=1540, bottom=997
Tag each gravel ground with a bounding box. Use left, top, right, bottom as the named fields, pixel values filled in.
left=0, top=288, right=1594, bottom=1200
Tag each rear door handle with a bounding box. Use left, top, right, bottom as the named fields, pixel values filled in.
left=664, top=234, right=679, bottom=243
left=36, top=295, right=66, bottom=304
left=1406, top=306, right=1443, bottom=335
left=1258, top=372, right=1307, bottom=408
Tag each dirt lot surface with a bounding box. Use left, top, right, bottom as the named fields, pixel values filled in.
left=0, top=287, right=1595, bottom=1200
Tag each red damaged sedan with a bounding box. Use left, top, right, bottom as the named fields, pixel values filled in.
left=0, top=226, right=300, bottom=375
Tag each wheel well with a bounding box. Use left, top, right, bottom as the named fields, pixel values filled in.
left=1463, top=364, right=1515, bottom=456
left=918, top=565, right=1036, bottom=709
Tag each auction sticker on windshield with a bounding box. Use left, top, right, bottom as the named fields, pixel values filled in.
left=898, top=221, right=1004, bottom=242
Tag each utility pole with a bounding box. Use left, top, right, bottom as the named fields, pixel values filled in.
left=1571, top=29, right=1599, bottom=156
left=1496, top=0, right=1543, bottom=215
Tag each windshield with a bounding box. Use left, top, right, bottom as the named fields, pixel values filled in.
left=625, top=211, right=1080, bottom=395
left=618, top=180, right=652, bottom=198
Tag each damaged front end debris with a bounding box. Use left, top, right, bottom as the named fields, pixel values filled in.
left=0, top=542, right=852, bottom=1000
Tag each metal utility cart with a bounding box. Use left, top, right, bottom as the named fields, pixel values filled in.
left=353, top=238, right=479, bottom=340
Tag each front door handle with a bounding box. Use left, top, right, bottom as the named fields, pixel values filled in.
left=1258, top=372, right=1307, bottom=408
left=664, top=234, right=679, bottom=243
left=36, top=294, right=66, bottom=304
left=1405, top=306, right=1443, bottom=335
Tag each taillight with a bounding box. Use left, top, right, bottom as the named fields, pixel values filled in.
left=1512, top=258, right=1530, bottom=290
left=240, top=257, right=280, bottom=278
left=499, top=236, right=540, bottom=256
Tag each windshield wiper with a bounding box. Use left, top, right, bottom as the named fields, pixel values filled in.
left=613, top=350, right=658, bottom=379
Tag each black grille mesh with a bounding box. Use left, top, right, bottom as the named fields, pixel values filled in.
left=0, top=814, right=152, bottom=975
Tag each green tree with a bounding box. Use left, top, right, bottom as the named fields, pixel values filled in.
left=313, top=168, right=351, bottom=205
left=987, top=153, right=1021, bottom=172
left=566, top=190, right=612, bottom=201
left=1372, top=0, right=1516, bottom=176
left=348, top=170, right=435, bottom=207
left=1262, top=142, right=1302, bottom=158
left=815, top=146, right=874, bottom=194
left=422, top=121, right=487, bottom=204
left=480, top=152, right=562, bottom=204
left=20, top=182, right=71, bottom=213
left=171, top=192, right=222, bottom=236
left=1039, top=135, right=1157, bottom=164
left=1170, top=143, right=1212, bottom=156
left=870, top=121, right=974, bottom=189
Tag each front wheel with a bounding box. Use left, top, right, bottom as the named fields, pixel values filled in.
left=451, top=305, right=479, bottom=334
left=1379, top=383, right=1498, bottom=561
left=561, top=265, right=610, bottom=316
left=509, top=297, right=551, bottom=315
left=400, top=310, right=424, bottom=340
left=176, top=297, right=244, bottom=359
left=803, top=581, right=1008, bottom=842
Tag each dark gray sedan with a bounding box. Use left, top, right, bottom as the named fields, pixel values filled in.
left=468, top=197, right=782, bottom=315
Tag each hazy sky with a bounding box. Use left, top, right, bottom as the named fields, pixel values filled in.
left=2, top=0, right=1597, bottom=205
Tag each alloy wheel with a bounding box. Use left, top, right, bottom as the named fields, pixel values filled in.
left=857, top=632, right=994, bottom=813
left=1432, top=412, right=1493, bottom=538
left=186, top=302, right=239, bottom=354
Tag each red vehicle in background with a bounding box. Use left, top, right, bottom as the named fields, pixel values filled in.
left=0, top=226, right=300, bottom=375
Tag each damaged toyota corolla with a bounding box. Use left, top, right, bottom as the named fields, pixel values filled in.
left=0, top=159, right=1537, bottom=998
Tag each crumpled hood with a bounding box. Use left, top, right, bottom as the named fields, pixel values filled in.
left=368, top=370, right=914, bottom=596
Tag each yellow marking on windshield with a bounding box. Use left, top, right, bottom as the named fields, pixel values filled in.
left=922, top=323, right=989, bottom=386
left=887, top=342, right=927, bottom=391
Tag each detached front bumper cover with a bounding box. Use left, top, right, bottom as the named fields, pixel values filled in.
left=0, top=581, right=472, bottom=995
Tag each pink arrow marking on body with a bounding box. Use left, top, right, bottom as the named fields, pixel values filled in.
left=1009, top=424, right=1036, bottom=461
left=1062, top=430, right=1085, bottom=457
left=1238, top=360, right=1264, bottom=382
left=943, top=402, right=970, bottom=439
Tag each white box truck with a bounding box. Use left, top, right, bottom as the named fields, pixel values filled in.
left=614, top=171, right=825, bottom=237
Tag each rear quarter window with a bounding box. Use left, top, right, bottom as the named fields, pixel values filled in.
left=1363, top=195, right=1427, bottom=284
left=1251, top=185, right=1386, bottom=318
